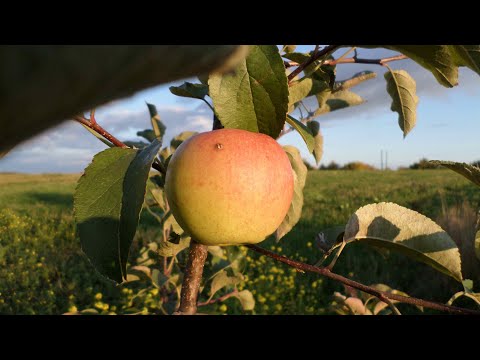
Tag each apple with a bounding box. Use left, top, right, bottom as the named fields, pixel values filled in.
left=165, top=128, right=294, bottom=246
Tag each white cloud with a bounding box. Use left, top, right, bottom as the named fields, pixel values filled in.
left=186, top=115, right=212, bottom=132
left=0, top=102, right=218, bottom=173
left=2, top=47, right=480, bottom=173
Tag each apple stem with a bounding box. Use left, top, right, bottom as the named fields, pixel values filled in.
left=177, top=240, right=209, bottom=315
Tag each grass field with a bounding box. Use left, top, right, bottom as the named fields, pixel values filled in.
left=1, top=170, right=479, bottom=314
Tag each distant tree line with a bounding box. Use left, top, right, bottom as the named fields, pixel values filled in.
left=406, top=158, right=480, bottom=170
left=303, top=158, right=480, bottom=171
left=304, top=160, right=377, bottom=171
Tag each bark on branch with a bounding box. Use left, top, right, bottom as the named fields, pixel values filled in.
left=246, top=244, right=480, bottom=315
left=177, top=241, right=209, bottom=314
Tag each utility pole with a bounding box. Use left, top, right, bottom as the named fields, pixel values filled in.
left=380, top=150, right=384, bottom=170
left=385, top=151, right=388, bottom=170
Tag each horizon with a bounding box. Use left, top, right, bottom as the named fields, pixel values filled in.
left=1, top=45, right=479, bottom=173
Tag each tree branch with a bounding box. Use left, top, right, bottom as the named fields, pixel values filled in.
left=177, top=241, right=209, bottom=314
left=287, top=45, right=340, bottom=83
left=246, top=244, right=480, bottom=315
left=73, top=114, right=166, bottom=175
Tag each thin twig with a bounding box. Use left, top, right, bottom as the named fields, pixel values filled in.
left=287, top=45, right=340, bottom=83
left=325, top=54, right=408, bottom=66
left=89, top=109, right=97, bottom=125
left=245, top=244, right=480, bottom=315
left=197, top=289, right=239, bottom=307
left=73, top=115, right=127, bottom=149
left=73, top=113, right=166, bottom=175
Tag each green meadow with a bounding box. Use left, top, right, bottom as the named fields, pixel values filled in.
left=1, top=170, right=479, bottom=314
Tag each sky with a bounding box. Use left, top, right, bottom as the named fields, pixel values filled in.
left=1, top=45, right=480, bottom=173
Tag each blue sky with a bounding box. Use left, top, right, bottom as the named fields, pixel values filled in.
left=1, top=45, right=479, bottom=173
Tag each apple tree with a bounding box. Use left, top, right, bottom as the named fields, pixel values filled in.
left=2, top=45, right=480, bottom=315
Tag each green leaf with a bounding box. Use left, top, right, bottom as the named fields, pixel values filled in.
left=429, top=161, right=480, bottom=187
left=284, top=52, right=321, bottom=76
left=283, top=52, right=310, bottom=64
left=124, top=141, right=148, bottom=149
left=309, top=65, right=335, bottom=89
left=150, top=188, right=165, bottom=211
left=334, top=71, right=377, bottom=92
left=276, top=146, right=307, bottom=241
left=208, top=246, right=225, bottom=259
left=135, top=242, right=159, bottom=267
left=360, top=46, right=459, bottom=87
left=314, top=90, right=364, bottom=117
left=74, top=139, right=162, bottom=283
left=384, top=69, right=419, bottom=137
left=225, top=247, right=247, bottom=274
left=367, top=284, right=415, bottom=314
left=284, top=51, right=335, bottom=86
left=197, top=74, right=209, bottom=85
left=79, top=309, right=100, bottom=315
left=463, top=279, right=474, bottom=292
left=158, top=131, right=198, bottom=164
left=288, top=78, right=313, bottom=107
left=315, top=60, right=336, bottom=89
left=209, top=270, right=243, bottom=298
left=80, top=123, right=114, bottom=148
left=146, top=103, right=166, bottom=140
left=344, top=202, right=463, bottom=282
left=151, top=269, right=169, bottom=288
left=347, top=298, right=372, bottom=315
left=283, top=45, right=297, bottom=54
left=448, top=45, right=480, bottom=75
left=171, top=131, right=198, bottom=150
left=164, top=213, right=184, bottom=234
left=285, top=115, right=314, bottom=153
left=128, top=265, right=152, bottom=281
left=157, top=237, right=190, bottom=257
left=169, top=82, right=209, bottom=100
left=288, top=77, right=328, bottom=108
left=209, top=45, right=289, bottom=138
left=159, top=147, right=173, bottom=163
left=234, top=290, right=255, bottom=311
left=306, top=121, right=323, bottom=165
left=137, top=129, right=157, bottom=143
